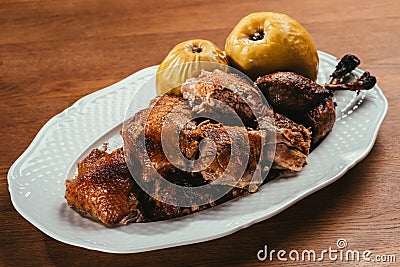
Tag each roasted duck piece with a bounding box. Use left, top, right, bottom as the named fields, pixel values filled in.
left=66, top=70, right=312, bottom=224
left=65, top=148, right=144, bottom=225
left=256, top=54, right=376, bottom=145
left=256, top=72, right=335, bottom=144
left=122, top=95, right=197, bottom=185
left=122, top=94, right=310, bottom=192
left=181, top=69, right=270, bottom=128
left=272, top=112, right=311, bottom=170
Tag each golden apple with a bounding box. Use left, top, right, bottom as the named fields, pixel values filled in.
left=156, top=39, right=229, bottom=96
left=225, top=12, right=319, bottom=81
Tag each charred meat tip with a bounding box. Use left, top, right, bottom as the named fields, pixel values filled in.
left=330, top=54, right=361, bottom=79
left=359, top=71, right=377, bottom=90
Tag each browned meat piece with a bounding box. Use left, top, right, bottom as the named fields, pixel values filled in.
left=302, top=98, right=336, bottom=145
left=65, top=148, right=143, bottom=225
left=122, top=94, right=203, bottom=186
left=255, top=58, right=376, bottom=146
left=121, top=94, right=231, bottom=220
left=272, top=113, right=311, bottom=171
left=182, top=69, right=270, bottom=128
left=255, top=72, right=332, bottom=116
left=256, top=71, right=336, bottom=145
left=185, top=123, right=270, bottom=191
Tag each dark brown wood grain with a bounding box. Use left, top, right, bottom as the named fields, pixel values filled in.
left=1, top=0, right=399, bottom=266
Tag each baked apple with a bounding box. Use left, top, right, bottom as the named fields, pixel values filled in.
left=225, top=12, right=319, bottom=81
left=156, top=39, right=229, bottom=96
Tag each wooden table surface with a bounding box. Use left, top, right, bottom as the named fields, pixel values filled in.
left=1, top=0, right=399, bottom=266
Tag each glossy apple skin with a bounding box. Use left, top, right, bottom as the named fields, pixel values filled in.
left=225, top=12, right=319, bottom=81
left=156, top=39, right=228, bottom=96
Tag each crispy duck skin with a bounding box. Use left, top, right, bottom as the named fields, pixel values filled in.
left=255, top=72, right=333, bottom=116
left=178, top=122, right=271, bottom=190
left=77, top=147, right=107, bottom=176
left=121, top=94, right=263, bottom=190
left=65, top=148, right=143, bottom=225
left=302, top=98, right=336, bottom=145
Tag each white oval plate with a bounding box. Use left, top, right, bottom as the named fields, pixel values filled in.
left=8, top=51, right=388, bottom=254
